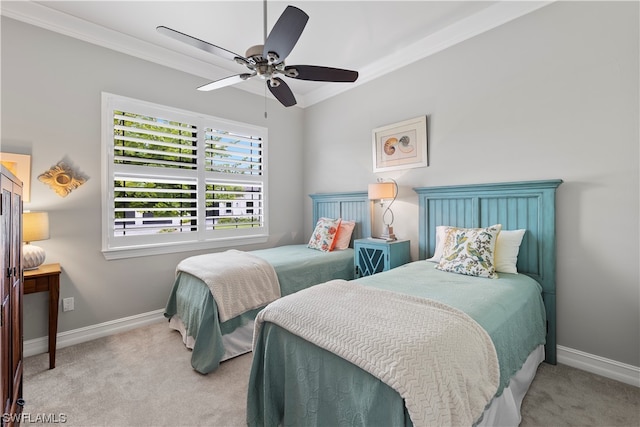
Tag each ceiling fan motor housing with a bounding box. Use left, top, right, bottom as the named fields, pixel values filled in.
left=245, top=44, right=288, bottom=80
left=245, top=44, right=265, bottom=61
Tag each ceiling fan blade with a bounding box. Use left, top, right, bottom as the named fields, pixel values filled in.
left=197, top=73, right=255, bottom=91
left=285, top=65, right=359, bottom=82
left=263, top=6, right=309, bottom=64
left=267, top=77, right=297, bottom=107
left=157, top=26, right=247, bottom=63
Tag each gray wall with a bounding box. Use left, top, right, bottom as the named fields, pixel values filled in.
left=2, top=1, right=639, bottom=369
left=1, top=17, right=305, bottom=341
left=304, top=1, right=639, bottom=367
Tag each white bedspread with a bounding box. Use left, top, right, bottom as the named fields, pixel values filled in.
left=177, top=250, right=280, bottom=322
left=254, top=279, right=500, bottom=427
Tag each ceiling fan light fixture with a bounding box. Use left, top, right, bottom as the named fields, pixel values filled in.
left=157, top=4, right=358, bottom=107
left=255, top=63, right=272, bottom=79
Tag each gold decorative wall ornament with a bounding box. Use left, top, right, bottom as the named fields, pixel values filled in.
left=38, top=161, right=87, bottom=197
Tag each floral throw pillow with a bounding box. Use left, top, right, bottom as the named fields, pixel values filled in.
left=308, top=217, right=342, bottom=252
left=436, top=224, right=502, bottom=278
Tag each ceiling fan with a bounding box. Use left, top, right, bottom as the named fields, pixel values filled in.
left=157, top=3, right=359, bottom=107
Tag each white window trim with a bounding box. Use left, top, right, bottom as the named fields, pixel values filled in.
left=101, top=92, right=268, bottom=259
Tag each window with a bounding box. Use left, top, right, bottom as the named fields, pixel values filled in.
left=101, top=93, right=268, bottom=259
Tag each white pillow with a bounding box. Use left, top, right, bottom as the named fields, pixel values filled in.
left=428, top=226, right=526, bottom=274
left=494, top=229, right=526, bottom=274
left=333, top=220, right=356, bottom=250
left=426, top=225, right=447, bottom=262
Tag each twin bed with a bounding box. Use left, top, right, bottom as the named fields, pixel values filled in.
left=246, top=179, right=562, bottom=426
left=164, top=191, right=371, bottom=374
left=164, top=179, right=562, bottom=426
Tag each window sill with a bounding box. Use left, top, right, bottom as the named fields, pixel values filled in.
left=102, top=235, right=269, bottom=260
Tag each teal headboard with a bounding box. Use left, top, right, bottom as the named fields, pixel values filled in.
left=309, top=192, right=370, bottom=245
left=413, top=179, right=562, bottom=364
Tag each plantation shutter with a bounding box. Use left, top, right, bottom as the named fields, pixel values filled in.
left=113, top=111, right=199, bottom=236
left=102, top=93, right=268, bottom=258
left=204, top=127, right=264, bottom=231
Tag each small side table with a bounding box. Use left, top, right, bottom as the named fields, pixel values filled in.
left=354, top=238, right=411, bottom=278
left=24, top=263, right=61, bottom=369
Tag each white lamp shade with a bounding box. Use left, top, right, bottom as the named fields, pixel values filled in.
left=23, top=211, right=49, bottom=243
left=368, top=182, right=396, bottom=201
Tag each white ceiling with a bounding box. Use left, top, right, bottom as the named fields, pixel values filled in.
left=1, top=1, right=552, bottom=108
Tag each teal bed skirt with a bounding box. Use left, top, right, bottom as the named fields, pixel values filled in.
left=165, top=245, right=355, bottom=374
left=247, top=260, right=546, bottom=426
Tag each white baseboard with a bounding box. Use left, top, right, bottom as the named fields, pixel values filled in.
left=557, top=345, right=640, bottom=387
left=24, top=309, right=166, bottom=358
left=25, top=312, right=640, bottom=388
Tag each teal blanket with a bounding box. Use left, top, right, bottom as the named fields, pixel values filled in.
left=164, top=245, right=355, bottom=374
left=247, top=261, right=546, bottom=426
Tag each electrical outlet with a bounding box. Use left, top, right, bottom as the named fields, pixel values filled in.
left=62, top=297, right=74, bottom=312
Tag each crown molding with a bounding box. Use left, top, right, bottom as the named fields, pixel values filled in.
left=299, top=1, right=554, bottom=108
left=2, top=1, right=553, bottom=109
left=0, top=1, right=255, bottom=92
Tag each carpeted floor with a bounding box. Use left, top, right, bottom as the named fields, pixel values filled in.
left=22, top=321, right=639, bottom=426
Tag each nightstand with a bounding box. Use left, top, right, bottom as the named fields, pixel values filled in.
left=24, top=263, right=61, bottom=369
left=354, top=238, right=410, bottom=278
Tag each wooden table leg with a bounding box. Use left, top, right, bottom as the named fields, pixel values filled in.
left=48, top=275, right=59, bottom=369
left=23, top=264, right=61, bottom=370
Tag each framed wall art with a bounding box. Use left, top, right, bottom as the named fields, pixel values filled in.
left=0, top=152, right=32, bottom=202
left=372, top=116, right=428, bottom=172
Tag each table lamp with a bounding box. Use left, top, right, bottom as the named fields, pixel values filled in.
left=23, top=211, right=49, bottom=270
left=368, top=179, right=398, bottom=241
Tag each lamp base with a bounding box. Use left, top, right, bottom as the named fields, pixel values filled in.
left=23, top=244, right=46, bottom=270
left=380, top=225, right=397, bottom=242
